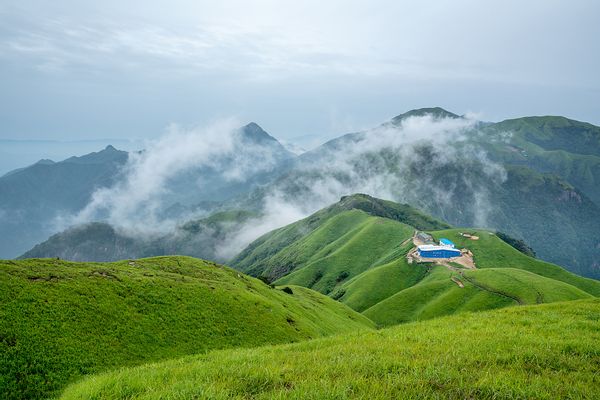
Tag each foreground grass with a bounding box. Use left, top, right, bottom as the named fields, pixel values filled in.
left=62, top=299, right=600, bottom=399
left=0, top=256, right=372, bottom=399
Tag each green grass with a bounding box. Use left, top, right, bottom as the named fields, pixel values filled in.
left=0, top=256, right=373, bottom=399
left=60, top=299, right=600, bottom=399
left=232, top=193, right=449, bottom=279
left=275, top=212, right=415, bottom=294
left=429, top=229, right=600, bottom=296
left=361, top=266, right=516, bottom=326
left=363, top=264, right=594, bottom=327
left=337, top=248, right=428, bottom=312
left=232, top=196, right=600, bottom=328
left=462, top=268, right=594, bottom=304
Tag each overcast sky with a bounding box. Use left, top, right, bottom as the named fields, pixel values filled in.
left=1, top=0, right=599, bottom=145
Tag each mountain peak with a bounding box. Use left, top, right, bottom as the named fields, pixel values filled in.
left=35, top=159, right=55, bottom=165
left=103, top=144, right=117, bottom=151
left=240, top=122, right=277, bottom=144
left=391, top=107, right=460, bottom=125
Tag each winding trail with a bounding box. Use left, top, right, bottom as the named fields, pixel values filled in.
left=460, top=272, right=523, bottom=305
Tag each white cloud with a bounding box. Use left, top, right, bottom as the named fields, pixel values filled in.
left=215, top=114, right=508, bottom=259
left=68, top=118, right=289, bottom=235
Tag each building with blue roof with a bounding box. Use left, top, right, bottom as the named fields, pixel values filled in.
left=439, top=238, right=455, bottom=247
left=417, top=237, right=460, bottom=259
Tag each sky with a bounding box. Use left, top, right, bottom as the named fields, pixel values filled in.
left=1, top=0, right=599, bottom=147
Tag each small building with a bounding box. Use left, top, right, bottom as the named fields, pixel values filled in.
left=417, top=244, right=461, bottom=258
left=416, top=231, right=434, bottom=244
left=439, top=238, right=455, bottom=247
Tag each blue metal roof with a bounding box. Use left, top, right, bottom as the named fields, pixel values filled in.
left=439, top=238, right=455, bottom=246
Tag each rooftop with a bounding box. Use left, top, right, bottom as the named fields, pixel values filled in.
left=439, top=238, right=455, bottom=247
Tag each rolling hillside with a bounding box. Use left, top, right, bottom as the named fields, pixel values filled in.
left=233, top=195, right=600, bottom=327
left=60, top=299, right=600, bottom=399
left=0, top=256, right=372, bottom=399
left=232, top=194, right=450, bottom=280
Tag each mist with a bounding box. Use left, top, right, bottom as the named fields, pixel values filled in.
left=62, top=113, right=508, bottom=261
left=215, top=114, right=507, bottom=259
left=65, top=118, right=293, bottom=236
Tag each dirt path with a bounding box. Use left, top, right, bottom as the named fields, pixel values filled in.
left=451, top=276, right=464, bottom=288
left=460, top=273, right=523, bottom=305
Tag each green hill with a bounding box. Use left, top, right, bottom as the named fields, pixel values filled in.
left=0, top=256, right=372, bottom=399
left=232, top=195, right=600, bottom=327
left=60, top=299, right=600, bottom=399
left=232, top=193, right=449, bottom=280
left=363, top=265, right=593, bottom=327
left=479, top=115, right=600, bottom=206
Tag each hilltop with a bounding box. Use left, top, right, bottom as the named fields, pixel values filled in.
left=0, top=256, right=372, bottom=399
left=60, top=299, right=600, bottom=399
left=232, top=194, right=450, bottom=280
left=233, top=194, right=600, bottom=326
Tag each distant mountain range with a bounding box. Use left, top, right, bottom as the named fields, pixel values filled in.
left=1, top=123, right=294, bottom=259
left=0, top=145, right=128, bottom=258
left=7, top=108, right=600, bottom=278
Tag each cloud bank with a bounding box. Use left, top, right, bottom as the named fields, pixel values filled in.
left=63, top=113, right=507, bottom=261
left=215, top=114, right=507, bottom=258
left=68, top=118, right=290, bottom=235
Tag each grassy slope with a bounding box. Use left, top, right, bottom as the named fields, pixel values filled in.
left=358, top=228, right=599, bottom=326
left=232, top=193, right=449, bottom=279
left=251, top=218, right=599, bottom=327
left=275, top=211, right=415, bottom=294
left=363, top=265, right=593, bottom=327
left=337, top=250, right=428, bottom=312
left=429, top=229, right=600, bottom=296
left=61, top=299, right=600, bottom=400
left=0, top=256, right=373, bottom=399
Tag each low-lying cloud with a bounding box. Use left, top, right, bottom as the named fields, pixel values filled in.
left=67, top=118, right=290, bottom=236
left=64, top=113, right=508, bottom=262
left=215, top=114, right=508, bottom=259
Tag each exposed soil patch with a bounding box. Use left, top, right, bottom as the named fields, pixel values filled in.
left=407, top=232, right=476, bottom=288
left=451, top=276, right=464, bottom=288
